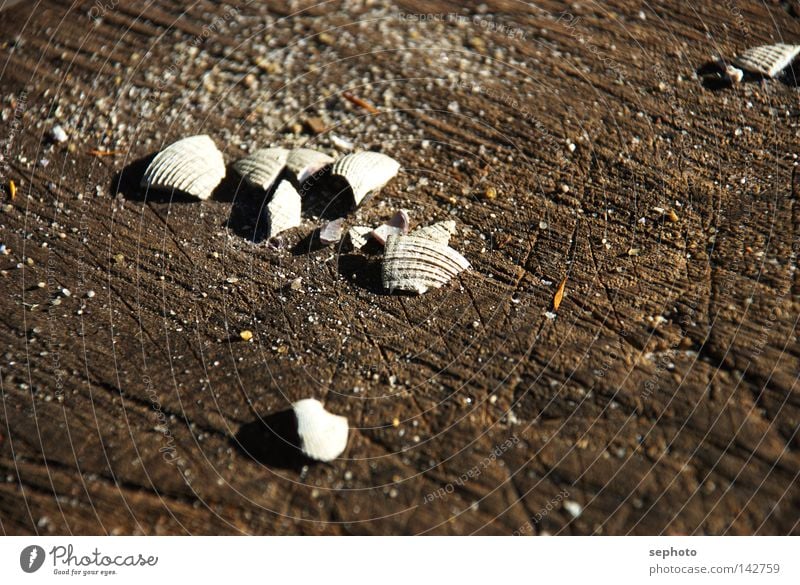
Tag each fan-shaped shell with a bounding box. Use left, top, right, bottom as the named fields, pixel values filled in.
left=266, top=180, right=301, bottom=239
left=233, top=148, right=289, bottom=192
left=292, top=398, right=348, bottom=462
left=141, top=135, right=225, bottom=200
left=734, top=44, right=800, bottom=77
left=382, top=234, right=470, bottom=294
left=410, top=220, right=456, bottom=245
left=286, top=148, right=334, bottom=183
left=330, top=151, right=400, bottom=206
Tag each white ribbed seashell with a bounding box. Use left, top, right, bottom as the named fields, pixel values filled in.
left=266, top=180, right=301, bottom=239
left=233, top=147, right=289, bottom=191
left=141, top=135, right=225, bottom=200
left=734, top=44, right=800, bottom=77
left=292, top=398, right=348, bottom=462
left=346, top=225, right=372, bottom=250
left=286, top=148, right=334, bottom=183
left=382, top=234, right=470, bottom=294
left=410, top=220, right=457, bottom=245
left=330, top=151, right=400, bottom=206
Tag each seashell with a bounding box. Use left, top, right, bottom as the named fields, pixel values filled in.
left=266, top=180, right=301, bottom=239
left=330, top=151, right=400, bottom=206
left=346, top=225, right=372, bottom=250
left=734, top=44, right=800, bottom=77
left=233, top=147, right=289, bottom=192
left=319, top=217, right=345, bottom=245
left=371, top=209, right=411, bottom=245
left=292, top=398, right=348, bottom=462
left=286, top=148, right=334, bottom=183
left=141, top=135, right=226, bottom=200
left=382, top=234, right=470, bottom=294
left=410, top=220, right=456, bottom=245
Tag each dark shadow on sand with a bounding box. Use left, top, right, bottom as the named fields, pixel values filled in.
left=233, top=410, right=313, bottom=471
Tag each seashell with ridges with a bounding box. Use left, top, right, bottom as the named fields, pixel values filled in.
left=141, top=135, right=225, bottom=200
left=292, top=398, right=348, bottom=462
left=266, top=180, right=301, bottom=239
left=371, top=209, right=411, bottom=245
left=346, top=226, right=372, bottom=250
left=233, top=147, right=289, bottom=192
left=286, top=148, right=334, bottom=183
left=382, top=234, right=470, bottom=294
left=410, top=220, right=457, bottom=245
left=734, top=44, right=800, bottom=77
left=330, top=151, right=400, bottom=206
left=319, top=218, right=345, bottom=245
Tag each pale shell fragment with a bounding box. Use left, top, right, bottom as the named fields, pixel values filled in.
left=141, top=135, right=226, bottom=200
left=330, top=151, right=400, bottom=206
left=286, top=148, right=334, bottom=183
left=371, top=224, right=403, bottom=245
left=233, top=147, right=289, bottom=192
left=733, top=43, right=800, bottom=77
left=371, top=209, right=411, bottom=245
left=266, top=180, right=301, bottom=239
left=292, top=398, right=349, bottom=462
left=725, top=65, right=743, bottom=84
left=346, top=225, right=372, bottom=250
left=319, top=217, right=345, bottom=245
left=382, top=234, right=470, bottom=294
left=410, top=220, right=457, bottom=245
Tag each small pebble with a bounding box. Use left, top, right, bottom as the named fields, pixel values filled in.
left=50, top=124, right=68, bottom=143
left=563, top=500, right=583, bottom=518
left=239, top=330, right=253, bottom=342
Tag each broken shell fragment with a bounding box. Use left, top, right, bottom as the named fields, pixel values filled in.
left=141, top=135, right=226, bottom=200
left=371, top=224, right=401, bottom=245
left=286, top=148, right=334, bottom=183
left=410, top=220, right=457, bottom=245
left=265, top=180, right=301, bottom=239
left=734, top=43, right=800, bottom=77
left=724, top=65, right=743, bottom=84
left=382, top=234, right=470, bottom=294
left=233, top=147, right=289, bottom=192
left=330, top=151, right=400, bottom=206
left=319, top=218, right=345, bottom=245
left=292, top=398, right=349, bottom=462
left=371, top=209, right=411, bottom=245
left=346, top=225, right=372, bottom=250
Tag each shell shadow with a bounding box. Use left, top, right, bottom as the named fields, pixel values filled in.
left=779, top=62, right=800, bottom=87
left=301, top=173, right=354, bottom=220
left=337, top=252, right=389, bottom=295
left=224, top=182, right=272, bottom=243
left=290, top=228, right=326, bottom=256
left=233, top=410, right=314, bottom=471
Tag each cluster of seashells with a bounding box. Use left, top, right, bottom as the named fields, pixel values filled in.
left=140, top=134, right=471, bottom=296
left=140, top=135, right=474, bottom=462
